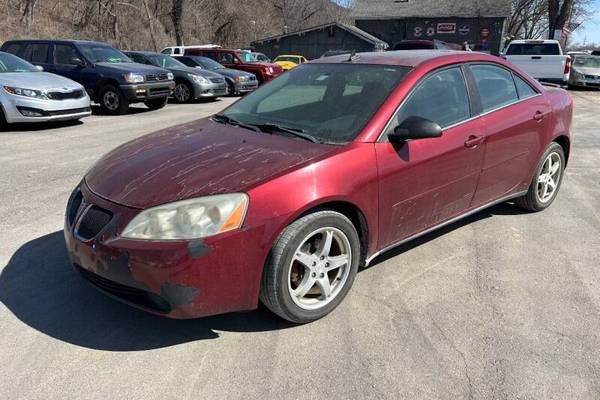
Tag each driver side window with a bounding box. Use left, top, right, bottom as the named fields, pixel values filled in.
left=386, top=67, right=471, bottom=136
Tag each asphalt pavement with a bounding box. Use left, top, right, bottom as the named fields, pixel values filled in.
left=1, top=92, right=599, bottom=400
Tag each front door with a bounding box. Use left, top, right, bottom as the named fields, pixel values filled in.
left=376, top=66, right=485, bottom=248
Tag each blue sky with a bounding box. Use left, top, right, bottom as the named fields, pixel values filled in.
left=572, top=0, right=600, bottom=44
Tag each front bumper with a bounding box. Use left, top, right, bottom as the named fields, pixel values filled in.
left=570, top=76, right=600, bottom=88
left=64, top=182, right=269, bottom=319
left=191, top=80, right=228, bottom=98
left=1, top=92, right=91, bottom=124
left=233, top=80, right=259, bottom=93
left=120, top=81, right=175, bottom=102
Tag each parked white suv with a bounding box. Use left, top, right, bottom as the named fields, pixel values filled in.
left=502, top=40, right=571, bottom=84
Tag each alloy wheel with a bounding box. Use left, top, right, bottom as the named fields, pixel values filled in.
left=175, top=83, right=191, bottom=102
left=288, top=227, right=352, bottom=310
left=537, top=152, right=562, bottom=203
left=103, top=90, right=119, bottom=111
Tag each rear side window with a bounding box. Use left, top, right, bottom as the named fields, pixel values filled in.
left=54, top=45, right=80, bottom=65
left=513, top=74, right=538, bottom=100
left=390, top=67, right=471, bottom=129
left=219, top=52, right=235, bottom=64
left=2, top=43, right=24, bottom=56
left=24, top=43, right=50, bottom=64
left=506, top=43, right=560, bottom=55
left=470, top=65, right=519, bottom=112
left=203, top=51, right=217, bottom=61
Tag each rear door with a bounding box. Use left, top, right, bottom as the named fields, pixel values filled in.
left=22, top=42, right=51, bottom=71
left=375, top=66, right=486, bottom=247
left=467, top=63, right=550, bottom=206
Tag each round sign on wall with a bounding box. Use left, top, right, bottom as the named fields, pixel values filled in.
left=426, top=27, right=435, bottom=37
left=480, top=28, right=490, bottom=39
left=459, top=25, right=470, bottom=35
left=414, top=26, right=423, bottom=37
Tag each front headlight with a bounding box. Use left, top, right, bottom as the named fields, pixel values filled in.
left=189, top=74, right=209, bottom=84
left=123, top=73, right=145, bottom=83
left=167, top=72, right=174, bottom=80
left=4, top=86, right=47, bottom=99
left=121, top=193, right=249, bottom=240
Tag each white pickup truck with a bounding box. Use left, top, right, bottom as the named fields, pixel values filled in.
left=502, top=40, right=571, bottom=84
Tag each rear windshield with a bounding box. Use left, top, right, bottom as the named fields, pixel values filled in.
left=506, top=43, right=561, bottom=55
left=223, top=63, right=411, bottom=144
left=0, top=52, right=37, bottom=72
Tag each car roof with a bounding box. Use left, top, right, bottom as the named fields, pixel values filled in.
left=3, top=39, right=111, bottom=46
left=125, top=51, right=164, bottom=56
left=310, top=50, right=502, bottom=68
left=276, top=54, right=303, bottom=57
left=509, top=39, right=560, bottom=44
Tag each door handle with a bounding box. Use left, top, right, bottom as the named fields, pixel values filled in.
left=464, top=135, right=485, bottom=148
left=531, top=56, right=542, bottom=60
left=533, top=111, right=544, bottom=121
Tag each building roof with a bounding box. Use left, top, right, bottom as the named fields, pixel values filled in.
left=352, top=0, right=512, bottom=19
left=251, top=22, right=389, bottom=48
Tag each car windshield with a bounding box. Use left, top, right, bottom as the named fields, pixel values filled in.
left=222, top=63, right=410, bottom=144
left=0, top=52, right=37, bottom=72
left=276, top=56, right=300, bottom=63
left=148, top=55, right=187, bottom=68
left=574, top=56, right=600, bottom=68
left=196, top=57, right=224, bottom=70
left=239, top=51, right=258, bottom=63
left=78, top=44, right=131, bottom=63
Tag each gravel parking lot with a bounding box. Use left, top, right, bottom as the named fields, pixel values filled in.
left=1, top=91, right=599, bottom=400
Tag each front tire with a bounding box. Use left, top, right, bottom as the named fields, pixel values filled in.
left=260, top=210, right=360, bottom=323
left=173, top=81, right=194, bottom=103
left=0, top=107, right=7, bottom=131
left=516, top=142, right=565, bottom=211
left=99, top=85, right=129, bottom=115
left=144, top=97, right=168, bottom=110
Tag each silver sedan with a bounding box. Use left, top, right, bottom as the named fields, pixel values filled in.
left=569, top=55, right=600, bottom=89
left=0, top=52, right=91, bottom=128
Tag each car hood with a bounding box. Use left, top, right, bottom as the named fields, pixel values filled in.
left=85, top=118, right=335, bottom=209
left=275, top=61, right=297, bottom=69
left=213, top=68, right=254, bottom=79
left=95, top=62, right=168, bottom=74
left=0, top=72, right=83, bottom=90
left=573, top=66, right=600, bottom=76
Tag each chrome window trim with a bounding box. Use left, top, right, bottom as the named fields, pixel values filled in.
left=376, top=61, right=542, bottom=143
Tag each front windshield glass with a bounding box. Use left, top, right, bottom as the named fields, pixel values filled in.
left=574, top=56, right=600, bottom=68
left=78, top=44, right=131, bottom=63
left=0, top=52, right=37, bottom=72
left=239, top=51, right=258, bottom=63
left=148, top=55, right=187, bottom=68
left=223, top=63, right=411, bottom=143
left=196, top=57, right=224, bottom=70
left=276, top=56, right=300, bottom=63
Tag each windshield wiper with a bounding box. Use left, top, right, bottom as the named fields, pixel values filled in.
left=255, top=123, right=322, bottom=143
left=212, top=114, right=261, bottom=132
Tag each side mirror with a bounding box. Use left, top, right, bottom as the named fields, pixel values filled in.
left=388, top=116, right=443, bottom=144
left=71, top=58, right=85, bottom=67
left=34, top=65, right=44, bottom=72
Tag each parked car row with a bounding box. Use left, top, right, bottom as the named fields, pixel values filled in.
left=0, top=39, right=264, bottom=129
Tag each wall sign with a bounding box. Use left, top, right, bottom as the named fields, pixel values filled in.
left=459, top=25, right=470, bottom=35
left=426, top=26, right=435, bottom=36
left=414, top=26, right=423, bottom=37
left=437, top=23, right=456, bottom=34
left=480, top=28, right=490, bottom=39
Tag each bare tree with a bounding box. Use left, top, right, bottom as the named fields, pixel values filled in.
left=21, top=0, right=37, bottom=28
left=171, top=0, right=185, bottom=45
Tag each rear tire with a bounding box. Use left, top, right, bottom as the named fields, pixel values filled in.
left=99, top=85, right=129, bottom=115
left=144, top=97, right=168, bottom=110
left=515, top=142, right=565, bottom=212
left=260, top=210, right=360, bottom=323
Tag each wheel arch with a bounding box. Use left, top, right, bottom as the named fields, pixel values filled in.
left=95, top=78, right=121, bottom=102
left=293, top=200, right=370, bottom=266
left=553, top=134, right=570, bottom=166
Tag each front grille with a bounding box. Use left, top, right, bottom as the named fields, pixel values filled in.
left=47, top=107, right=90, bottom=116
left=584, top=75, right=599, bottom=80
left=210, top=78, right=224, bottom=84
left=47, top=89, right=85, bottom=100
left=76, top=205, right=113, bottom=240
left=248, top=76, right=256, bottom=81
left=145, top=73, right=169, bottom=82
left=149, top=87, right=171, bottom=96
left=75, top=264, right=171, bottom=313
left=67, top=189, right=83, bottom=226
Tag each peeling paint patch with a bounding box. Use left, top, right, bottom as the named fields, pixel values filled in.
left=160, top=282, right=199, bottom=308
left=188, top=240, right=210, bottom=259
left=98, top=252, right=149, bottom=291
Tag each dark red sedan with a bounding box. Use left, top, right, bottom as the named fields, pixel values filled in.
left=65, top=51, right=573, bottom=323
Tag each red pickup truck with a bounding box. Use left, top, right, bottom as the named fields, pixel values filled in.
left=184, top=48, right=283, bottom=84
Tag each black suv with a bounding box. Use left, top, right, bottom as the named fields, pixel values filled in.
left=1, top=40, right=175, bottom=115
